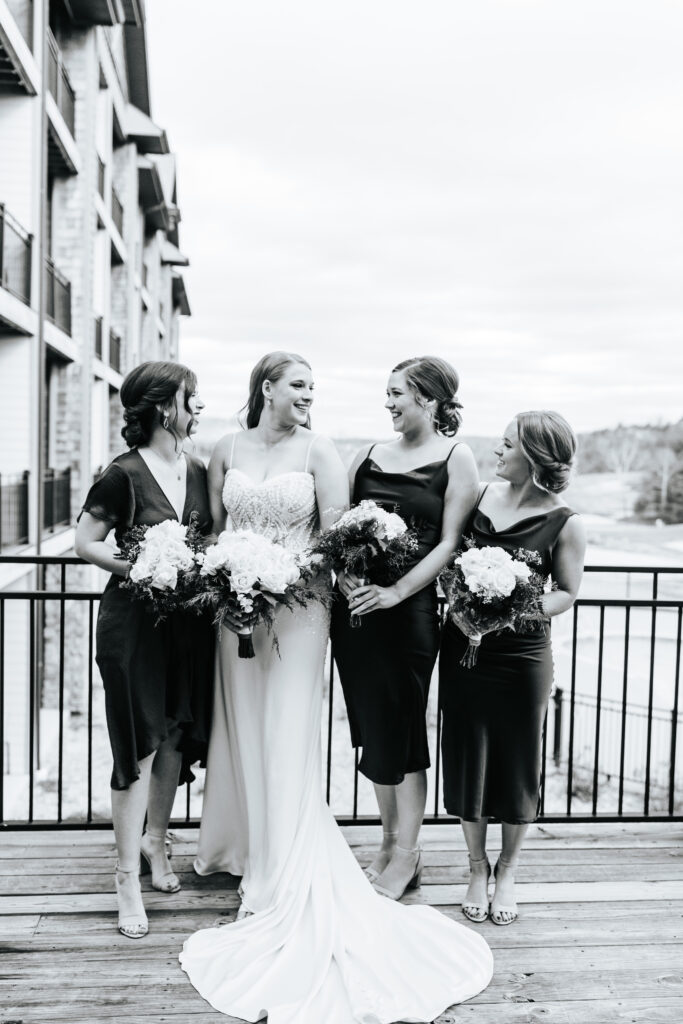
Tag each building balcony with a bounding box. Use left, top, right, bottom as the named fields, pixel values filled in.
left=0, top=470, right=29, bottom=550
left=0, top=202, right=32, bottom=306
left=42, top=467, right=71, bottom=533
left=0, top=0, right=37, bottom=93
left=44, top=255, right=71, bottom=336
left=109, top=327, right=121, bottom=373
left=46, top=27, right=75, bottom=137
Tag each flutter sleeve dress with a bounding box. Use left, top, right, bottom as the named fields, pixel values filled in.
left=80, top=448, right=215, bottom=790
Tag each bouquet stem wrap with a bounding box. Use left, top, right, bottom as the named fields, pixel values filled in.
left=238, top=630, right=255, bottom=659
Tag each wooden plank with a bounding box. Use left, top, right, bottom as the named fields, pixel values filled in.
left=4, top=844, right=682, bottom=872
left=5, top=860, right=683, bottom=896
left=0, top=914, right=41, bottom=939
left=439, top=999, right=683, bottom=1023
left=16, top=905, right=682, bottom=951
left=3, top=878, right=683, bottom=916
left=3, top=965, right=683, bottom=1006
left=2, top=942, right=682, bottom=975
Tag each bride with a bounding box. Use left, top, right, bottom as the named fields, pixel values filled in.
left=180, top=351, right=493, bottom=1023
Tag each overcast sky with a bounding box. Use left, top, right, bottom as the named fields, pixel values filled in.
left=146, top=0, right=683, bottom=439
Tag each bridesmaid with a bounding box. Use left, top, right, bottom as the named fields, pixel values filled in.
left=439, top=410, right=586, bottom=925
left=74, top=361, right=215, bottom=939
left=332, top=356, right=479, bottom=900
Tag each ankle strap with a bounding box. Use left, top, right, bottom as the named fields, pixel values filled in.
left=395, top=844, right=421, bottom=855
left=468, top=854, right=489, bottom=866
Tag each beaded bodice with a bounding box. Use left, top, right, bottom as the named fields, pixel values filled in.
left=222, top=469, right=319, bottom=554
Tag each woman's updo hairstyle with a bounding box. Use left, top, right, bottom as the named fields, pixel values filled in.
left=516, top=410, right=577, bottom=494
left=392, top=356, right=463, bottom=436
left=120, top=361, right=197, bottom=448
left=242, top=351, right=312, bottom=429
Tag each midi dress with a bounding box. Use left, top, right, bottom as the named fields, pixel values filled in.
left=80, top=448, right=214, bottom=790
left=439, top=496, right=575, bottom=822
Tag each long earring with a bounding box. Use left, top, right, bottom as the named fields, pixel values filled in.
left=163, top=414, right=169, bottom=430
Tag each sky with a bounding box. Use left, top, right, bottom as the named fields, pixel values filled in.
left=145, top=0, right=683, bottom=439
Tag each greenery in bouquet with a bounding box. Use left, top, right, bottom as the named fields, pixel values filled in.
left=439, top=538, right=549, bottom=666
left=118, top=513, right=207, bottom=624
left=313, top=499, right=418, bottom=588
left=188, top=529, right=325, bottom=658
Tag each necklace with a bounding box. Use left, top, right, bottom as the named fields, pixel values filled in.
left=145, top=446, right=185, bottom=481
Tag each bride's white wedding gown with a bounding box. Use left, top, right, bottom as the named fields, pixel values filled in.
left=180, top=464, right=493, bottom=1023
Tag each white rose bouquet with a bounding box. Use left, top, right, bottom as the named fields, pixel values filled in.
left=118, top=516, right=205, bottom=623
left=439, top=540, right=548, bottom=667
left=190, top=529, right=320, bottom=658
left=313, top=499, right=418, bottom=627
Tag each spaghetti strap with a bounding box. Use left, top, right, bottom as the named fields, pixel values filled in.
left=365, top=443, right=377, bottom=461
left=228, top=433, right=237, bottom=470
left=304, top=436, right=318, bottom=474
left=475, top=482, right=489, bottom=508
left=446, top=441, right=461, bottom=462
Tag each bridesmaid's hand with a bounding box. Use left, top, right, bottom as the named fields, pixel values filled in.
left=222, top=608, right=255, bottom=634
left=337, top=570, right=363, bottom=599
left=348, top=583, right=400, bottom=616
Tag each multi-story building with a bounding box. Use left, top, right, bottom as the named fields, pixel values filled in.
left=0, top=0, right=191, bottom=790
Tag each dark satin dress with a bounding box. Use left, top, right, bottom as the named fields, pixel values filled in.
left=80, top=449, right=215, bottom=791
left=331, top=445, right=458, bottom=786
left=439, top=495, right=575, bottom=823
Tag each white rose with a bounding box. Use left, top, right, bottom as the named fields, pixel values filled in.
left=512, top=560, right=531, bottom=582
left=492, top=566, right=516, bottom=597
left=129, top=561, right=150, bottom=583
left=152, top=564, right=178, bottom=590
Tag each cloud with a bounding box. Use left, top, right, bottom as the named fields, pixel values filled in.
left=147, top=0, right=683, bottom=437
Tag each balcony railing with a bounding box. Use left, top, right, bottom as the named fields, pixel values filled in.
left=0, top=203, right=32, bottom=306
left=0, top=560, right=681, bottom=829
left=42, top=468, right=71, bottom=534
left=46, top=28, right=75, bottom=136
left=44, top=255, right=71, bottom=335
left=96, top=154, right=105, bottom=199
left=111, top=187, right=124, bottom=236
left=109, top=328, right=121, bottom=373
left=0, top=472, right=30, bottom=550
left=93, top=315, right=103, bottom=359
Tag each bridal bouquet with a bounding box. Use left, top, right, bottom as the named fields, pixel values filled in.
left=191, top=529, right=318, bottom=658
left=118, top=516, right=205, bottom=623
left=439, top=541, right=548, bottom=667
left=314, top=499, right=418, bottom=626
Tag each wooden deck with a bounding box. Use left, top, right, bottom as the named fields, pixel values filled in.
left=1, top=822, right=682, bottom=1023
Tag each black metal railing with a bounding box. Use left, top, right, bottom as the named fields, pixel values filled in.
left=0, top=203, right=32, bottom=306
left=93, top=315, right=103, bottom=359
left=109, top=328, right=121, bottom=373
left=0, top=560, right=681, bottom=830
left=46, top=29, right=76, bottom=137
left=111, top=187, right=124, bottom=236
left=96, top=154, right=105, bottom=199
left=44, top=255, right=71, bottom=335
left=0, top=472, right=30, bottom=550
left=42, top=468, right=71, bottom=533
left=7, top=0, right=33, bottom=49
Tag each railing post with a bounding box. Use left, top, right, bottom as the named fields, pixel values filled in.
left=0, top=472, right=3, bottom=552
left=553, top=687, right=563, bottom=766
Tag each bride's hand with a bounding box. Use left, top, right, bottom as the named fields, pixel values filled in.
left=348, top=583, right=400, bottom=616
left=222, top=609, right=254, bottom=634
left=337, top=570, right=363, bottom=599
